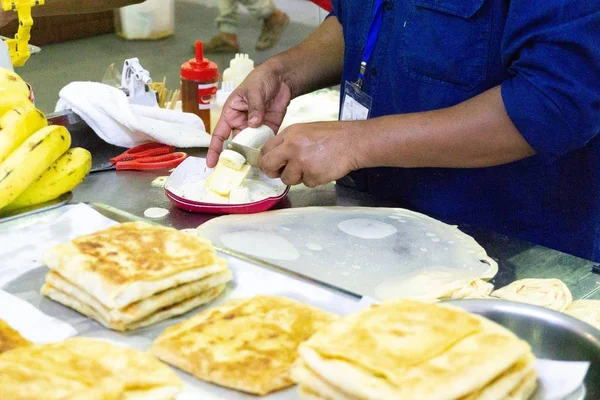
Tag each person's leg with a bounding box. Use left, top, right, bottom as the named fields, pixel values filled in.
left=204, top=0, right=240, bottom=53
left=240, top=0, right=289, bottom=51
left=239, top=0, right=275, bottom=20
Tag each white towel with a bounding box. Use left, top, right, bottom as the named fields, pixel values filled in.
left=55, top=81, right=211, bottom=148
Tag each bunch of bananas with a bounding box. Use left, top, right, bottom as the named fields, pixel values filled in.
left=0, top=68, right=92, bottom=213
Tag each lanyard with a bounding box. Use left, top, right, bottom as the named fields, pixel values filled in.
left=356, top=0, right=386, bottom=89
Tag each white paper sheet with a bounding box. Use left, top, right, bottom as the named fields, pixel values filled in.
left=0, top=290, right=77, bottom=343
left=0, top=204, right=118, bottom=288
left=533, top=359, right=590, bottom=400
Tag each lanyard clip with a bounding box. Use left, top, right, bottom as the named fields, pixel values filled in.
left=355, top=61, right=367, bottom=90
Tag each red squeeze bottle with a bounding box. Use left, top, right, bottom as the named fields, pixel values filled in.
left=181, top=41, right=219, bottom=132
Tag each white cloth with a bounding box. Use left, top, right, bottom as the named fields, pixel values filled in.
left=55, top=81, right=211, bottom=148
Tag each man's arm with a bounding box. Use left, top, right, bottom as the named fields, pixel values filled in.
left=353, top=86, right=535, bottom=169
left=259, top=86, right=536, bottom=186
left=258, top=16, right=344, bottom=100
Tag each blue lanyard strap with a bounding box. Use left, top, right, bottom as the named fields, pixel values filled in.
left=357, top=0, right=386, bottom=88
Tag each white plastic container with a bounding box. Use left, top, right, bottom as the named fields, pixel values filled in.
left=115, top=0, right=175, bottom=40
left=210, top=81, right=235, bottom=134
left=222, top=54, right=254, bottom=88
left=0, top=41, right=13, bottom=71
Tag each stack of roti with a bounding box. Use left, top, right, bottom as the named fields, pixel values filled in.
left=0, top=319, right=31, bottom=355
left=0, top=337, right=182, bottom=399
left=41, top=221, right=232, bottom=331
left=151, top=295, right=337, bottom=395
left=565, top=299, right=600, bottom=330
left=491, top=278, right=572, bottom=312
left=292, top=299, right=538, bottom=400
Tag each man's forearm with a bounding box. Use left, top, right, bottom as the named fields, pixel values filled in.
left=31, top=0, right=144, bottom=17
left=353, top=86, right=536, bottom=169
left=266, top=16, right=344, bottom=99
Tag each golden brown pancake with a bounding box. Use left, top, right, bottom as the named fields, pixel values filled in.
left=292, top=300, right=537, bottom=400
left=0, top=337, right=182, bottom=400
left=42, top=221, right=228, bottom=309
left=151, top=295, right=338, bottom=395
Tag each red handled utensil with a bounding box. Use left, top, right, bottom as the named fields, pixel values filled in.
left=109, top=142, right=188, bottom=171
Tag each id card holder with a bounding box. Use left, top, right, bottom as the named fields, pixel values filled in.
left=340, top=81, right=372, bottom=121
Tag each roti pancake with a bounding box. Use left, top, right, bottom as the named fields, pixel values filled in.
left=0, top=319, right=31, bottom=354
left=42, top=283, right=227, bottom=331
left=297, top=300, right=533, bottom=400
left=151, top=295, right=338, bottom=395
left=565, top=299, right=600, bottom=330
left=506, top=371, right=538, bottom=400
left=459, top=354, right=536, bottom=400
left=442, top=279, right=494, bottom=300
left=0, top=337, right=182, bottom=400
left=292, top=361, right=359, bottom=400
left=43, top=221, right=227, bottom=309
left=304, top=300, right=484, bottom=378
left=491, top=279, right=572, bottom=312
left=299, top=386, right=328, bottom=400
left=44, top=269, right=231, bottom=326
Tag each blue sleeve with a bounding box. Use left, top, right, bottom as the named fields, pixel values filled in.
left=327, top=0, right=342, bottom=22
left=500, top=1, right=600, bottom=161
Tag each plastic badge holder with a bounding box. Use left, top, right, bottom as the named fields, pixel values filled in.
left=164, top=157, right=289, bottom=215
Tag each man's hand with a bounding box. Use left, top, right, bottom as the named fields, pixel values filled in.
left=207, top=61, right=293, bottom=168
left=207, top=16, right=345, bottom=168
left=258, top=121, right=360, bottom=187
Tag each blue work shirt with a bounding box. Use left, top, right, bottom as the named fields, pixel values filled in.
left=330, top=0, right=600, bottom=261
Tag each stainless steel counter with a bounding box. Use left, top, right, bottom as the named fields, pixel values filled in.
left=72, top=148, right=600, bottom=301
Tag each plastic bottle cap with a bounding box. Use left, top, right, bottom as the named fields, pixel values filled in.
left=229, top=53, right=254, bottom=71
left=216, top=81, right=235, bottom=107
left=223, top=53, right=254, bottom=87
left=181, top=41, right=218, bottom=81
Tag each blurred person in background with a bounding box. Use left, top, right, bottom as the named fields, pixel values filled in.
left=203, top=0, right=289, bottom=53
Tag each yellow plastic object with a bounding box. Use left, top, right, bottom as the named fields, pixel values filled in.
left=1, top=0, right=45, bottom=67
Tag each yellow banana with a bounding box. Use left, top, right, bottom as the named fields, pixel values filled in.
left=0, top=104, right=47, bottom=164
left=4, top=147, right=91, bottom=211
left=0, top=68, right=33, bottom=117
left=0, top=125, right=71, bottom=210
left=0, top=68, right=30, bottom=98
left=0, top=94, right=33, bottom=117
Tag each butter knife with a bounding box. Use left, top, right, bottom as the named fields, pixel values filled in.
left=223, top=140, right=261, bottom=167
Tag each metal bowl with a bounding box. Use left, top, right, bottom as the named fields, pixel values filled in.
left=444, top=299, right=600, bottom=399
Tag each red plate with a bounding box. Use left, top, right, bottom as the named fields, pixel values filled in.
left=165, top=186, right=289, bottom=214
left=164, top=157, right=289, bottom=215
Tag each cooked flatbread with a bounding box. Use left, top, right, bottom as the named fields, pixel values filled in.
left=565, top=299, right=600, bottom=330
left=151, top=295, right=338, bottom=395
left=491, top=279, right=572, bottom=311
left=506, top=371, right=538, bottom=400
left=0, top=337, right=182, bottom=400
left=442, top=279, right=494, bottom=300
left=459, top=354, right=536, bottom=400
left=44, top=269, right=231, bottom=326
left=292, top=361, right=357, bottom=400
left=0, top=319, right=31, bottom=354
left=299, top=386, right=329, bottom=400
left=297, top=300, right=533, bottom=400
left=42, top=221, right=227, bottom=309
left=42, top=283, right=227, bottom=331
